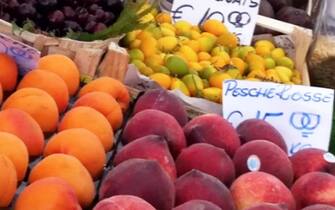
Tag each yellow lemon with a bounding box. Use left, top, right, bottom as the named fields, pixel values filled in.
left=255, top=40, right=275, bottom=50
left=179, top=45, right=198, bottom=62
left=211, top=56, right=228, bottom=69
left=198, top=52, right=212, bottom=61
left=137, top=30, right=153, bottom=41
left=139, top=66, right=154, bottom=76
left=140, top=37, right=157, bottom=57
left=132, top=59, right=146, bottom=69
left=265, top=69, right=281, bottom=83
left=160, top=23, right=176, bottom=32
left=158, top=36, right=178, bottom=52
left=201, top=87, right=223, bottom=103
left=182, top=74, right=204, bottom=96
left=175, top=20, right=192, bottom=36
left=145, top=54, right=164, bottom=69
left=170, top=78, right=191, bottom=96
left=276, top=56, right=295, bottom=69
left=271, top=48, right=286, bottom=60
left=238, top=46, right=256, bottom=60
left=149, top=73, right=172, bottom=89
left=226, top=68, right=241, bottom=79
left=230, top=57, right=246, bottom=74
left=211, top=46, right=227, bottom=56
left=248, top=70, right=266, bottom=79
left=160, top=26, right=176, bottom=36
left=202, top=19, right=228, bottom=36
left=155, top=12, right=172, bottom=24
left=190, top=30, right=201, bottom=40
left=128, top=49, right=144, bottom=61
left=129, top=39, right=141, bottom=49
left=186, top=40, right=200, bottom=53
left=189, top=62, right=203, bottom=71
left=199, top=61, right=212, bottom=68
left=275, top=66, right=293, bottom=82
left=217, top=32, right=239, bottom=49
left=256, top=45, right=272, bottom=57
left=209, top=72, right=232, bottom=88
left=199, top=66, right=217, bottom=80
left=264, top=57, right=276, bottom=69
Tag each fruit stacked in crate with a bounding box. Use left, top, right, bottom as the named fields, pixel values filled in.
left=0, top=52, right=130, bottom=209
left=123, top=12, right=303, bottom=104
left=99, top=88, right=335, bottom=210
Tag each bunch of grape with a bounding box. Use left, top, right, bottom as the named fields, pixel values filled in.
left=0, top=0, right=124, bottom=37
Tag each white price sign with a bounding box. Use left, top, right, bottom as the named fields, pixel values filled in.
left=0, top=33, right=40, bottom=75
left=171, top=0, right=261, bottom=45
left=223, top=80, right=335, bottom=156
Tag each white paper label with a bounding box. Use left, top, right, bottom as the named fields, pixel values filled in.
left=0, top=33, right=40, bottom=75
left=323, top=153, right=335, bottom=163
left=247, top=155, right=261, bottom=172
left=170, top=0, right=261, bottom=45
left=223, top=80, right=335, bottom=156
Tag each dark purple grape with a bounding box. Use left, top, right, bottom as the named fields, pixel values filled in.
left=84, top=20, right=96, bottom=33
left=103, top=11, right=115, bottom=24
left=22, top=0, right=37, bottom=5
left=106, top=0, right=121, bottom=7
left=76, top=7, right=89, bottom=24
left=48, top=10, right=64, bottom=24
left=93, top=22, right=106, bottom=32
left=18, top=3, right=36, bottom=18
left=64, top=20, right=82, bottom=32
left=89, top=3, right=101, bottom=13
left=87, top=14, right=97, bottom=22
left=38, top=0, right=57, bottom=7
left=0, top=13, right=11, bottom=21
left=95, top=8, right=105, bottom=21
left=8, top=0, right=19, bottom=9
left=62, top=6, right=75, bottom=19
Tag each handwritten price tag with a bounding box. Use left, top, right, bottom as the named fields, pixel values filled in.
left=171, top=0, right=260, bottom=45
left=223, top=80, right=335, bottom=156
left=0, top=33, right=40, bottom=75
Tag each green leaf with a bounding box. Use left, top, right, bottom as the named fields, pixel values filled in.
left=67, top=0, right=157, bottom=41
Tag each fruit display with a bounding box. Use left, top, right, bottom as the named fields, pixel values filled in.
left=0, top=0, right=154, bottom=39
left=123, top=12, right=303, bottom=103
left=0, top=52, right=130, bottom=209
left=98, top=88, right=335, bottom=210
left=0, top=51, right=334, bottom=210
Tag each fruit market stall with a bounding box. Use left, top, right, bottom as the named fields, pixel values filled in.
left=0, top=0, right=154, bottom=81
left=1, top=0, right=335, bottom=210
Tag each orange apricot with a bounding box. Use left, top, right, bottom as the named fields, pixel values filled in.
left=44, top=128, right=106, bottom=180
left=17, top=69, right=69, bottom=113
left=15, top=177, right=82, bottom=210
left=59, top=106, right=114, bottom=151
left=0, top=154, right=17, bottom=207
left=0, top=132, right=29, bottom=181
left=0, top=83, right=3, bottom=105
left=0, top=53, right=18, bottom=91
left=73, top=91, right=123, bottom=130
left=2, top=88, right=59, bottom=133
left=78, top=77, right=130, bottom=111
left=0, top=108, right=44, bottom=156
left=37, top=54, right=80, bottom=96
left=29, top=154, right=96, bottom=207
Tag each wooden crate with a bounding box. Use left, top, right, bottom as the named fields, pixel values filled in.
left=0, top=20, right=126, bottom=82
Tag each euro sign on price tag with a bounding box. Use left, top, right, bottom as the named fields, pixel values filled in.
left=170, top=0, right=261, bottom=45
left=0, top=33, right=40, bottom=75
left=222, top=80, right=335, bottom=156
